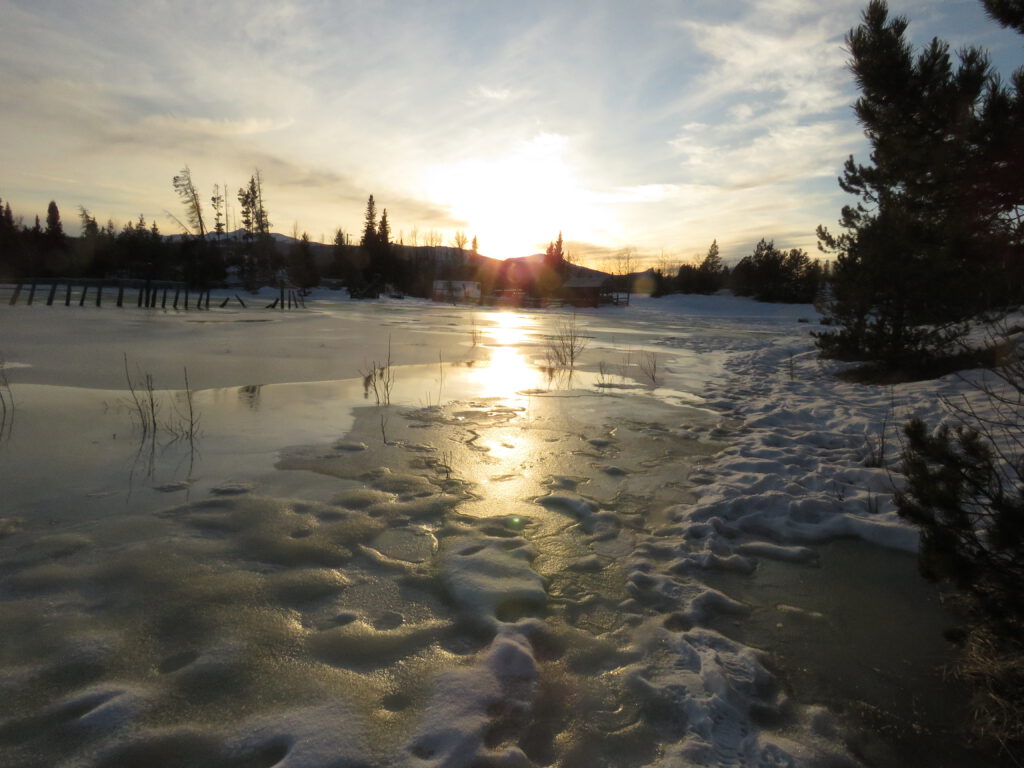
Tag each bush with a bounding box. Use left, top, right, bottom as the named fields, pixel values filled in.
left=895, top=327, right=1024, bottom=753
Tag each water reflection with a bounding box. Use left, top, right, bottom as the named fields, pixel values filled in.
left=239, top=384, right=262, bottom=409
left=469, top=312, right=545, bottom=403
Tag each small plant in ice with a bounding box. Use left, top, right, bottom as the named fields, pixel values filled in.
left=0, top=354, right=13, bottom=438
left=435, top=350, right=444, bottom=406
left=439, top=449, right=454, bottom=480
left=124, top=353, right=159, bottom=438
left=0, top=353, right=14, bottom=441
left=596, top=359, right=610, bottom=390
left=620, top=346, right=633, bottom=382
left=166, top=367, right=200, bottom=446
left=638, top=350, right=659, bottom=385
left=545, top=313, right=588, bottom=382
left=122, top=355, right=200, bottom=444
left=360, top=337, right=395, bottom=406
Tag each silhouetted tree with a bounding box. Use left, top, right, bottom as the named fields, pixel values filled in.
left=0, top=198, right=25, bottom=280
left=287, top=232, right=319, bottom=290
left=731, top=239, right=821, bottom=303
left=236, top=171, right=274, bottom=287
left=678, top=239, right=728, bottom=294
left=361, top=195, right=378, bottom=248
left=210, top=184, right=226, bottom=236
left=983, top=0, right=1024, bottom=32
left=173, top=166, right=207, bottom=237
left=816, top=0, right=1024, bottom=365
left=377, top=208, right=391, bottom=247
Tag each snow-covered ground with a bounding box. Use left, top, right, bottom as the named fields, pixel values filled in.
left=0, top=289, right=1005, bottom=767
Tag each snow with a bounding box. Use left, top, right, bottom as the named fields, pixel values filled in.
left=0, top=286, right=1002, bottom=767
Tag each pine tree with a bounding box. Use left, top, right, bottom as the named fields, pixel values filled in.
left=287, top=232, right=319, bottom=290
left=377, top=208, right=391, bottom=246
left=236, top=172, right=274, bottom=286
left=172, top=166, right=207, bottom=237
left=210, top=184, right=226, bottom=235
left=699, top=239, right=721, bottom=275
left=361, top=195, right=377, bottom=248
left=983, top=0, right=1024, bottom=32
left=817, top=0, right=1024, bottom=366
left=45, top=201, right=64, bottom=242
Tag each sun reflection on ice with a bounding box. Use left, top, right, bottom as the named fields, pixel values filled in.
left=468, top=312, right=545, bottom=404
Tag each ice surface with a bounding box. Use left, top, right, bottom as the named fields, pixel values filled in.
left=0, top=288, right=998, bottom=767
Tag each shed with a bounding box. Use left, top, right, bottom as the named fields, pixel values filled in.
left=561, top=276, right=606, bottom=307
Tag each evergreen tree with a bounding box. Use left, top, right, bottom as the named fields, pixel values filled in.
left=983, top=0, right=1024, bottom=32
left=172, top=166, right=207, bottom=237
left=287, top=232, right=319, bottom=290
left=817, top=1, right=1024, bottom=366
left=236, top=172, right=274, bottom=286
left=45, top=201, right=64, bottom=243
left=700, top=239, right=721, bottom=275
left=377, top=208, right=391, bottom=247
left=0, top=198, right=23, bottom=280
left=731, top=239, right=821, bottom=303
left=896, top=360, right=1024, bottom=751
left=210, top=184, right=226, bottom=235
left=361, top=194, right=378, bottom=248
left=686, top=239, right=726, bottom=294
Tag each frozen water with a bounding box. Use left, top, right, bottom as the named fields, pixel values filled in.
left=0, top=289, right=998, bottom=767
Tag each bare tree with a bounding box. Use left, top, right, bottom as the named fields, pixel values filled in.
left=613, top=247, right=637, bottom=304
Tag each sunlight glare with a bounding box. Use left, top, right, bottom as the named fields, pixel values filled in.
left=422, top=134, right=607, bottom=260
left=468, top=312, right=544, bottom=401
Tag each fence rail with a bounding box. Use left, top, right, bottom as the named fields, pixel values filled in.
left=7, top=279, right=306, bottom=311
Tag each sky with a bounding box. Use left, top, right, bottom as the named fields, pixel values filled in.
left=0, top=0, right=1020, bottom=268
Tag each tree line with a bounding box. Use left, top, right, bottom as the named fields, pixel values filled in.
left=650, top=237, right=828, bottom=304
left=0, top=172, right=493, bottom=296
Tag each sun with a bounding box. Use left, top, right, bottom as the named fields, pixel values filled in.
left=422, top=134, right=606, bottom=260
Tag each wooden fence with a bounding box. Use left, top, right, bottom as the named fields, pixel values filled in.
left=7, top=279, right=306, bottom=311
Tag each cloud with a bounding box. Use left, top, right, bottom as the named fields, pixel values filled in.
left=140, top=115, right=295, bottom=138
left=671, top=120, right=861, bottom=190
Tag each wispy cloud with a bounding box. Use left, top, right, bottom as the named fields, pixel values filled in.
left=0, top=0, right=1008, bottom=258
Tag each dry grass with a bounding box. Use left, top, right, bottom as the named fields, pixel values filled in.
left=961, top=622, right=1024, bottom=759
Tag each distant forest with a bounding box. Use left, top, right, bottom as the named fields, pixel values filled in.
left=0, top=166, right=832, bottom=304
left=0, top=172, right=500, bottom=298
